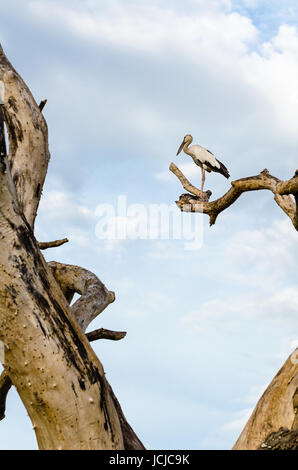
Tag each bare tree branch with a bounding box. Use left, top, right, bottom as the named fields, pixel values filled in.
left=86, top=329, right=127, bottom=342
left=0, top=369, right=12, bottom=421
left=169, top=162, right=212, bottom=199
left=277, top=170, right=298, bottom=195
left=38, top=99, right=47, bottom=112
left=170, top=163, right=298, bottom=229
left=277, top=171, right=298, bottom=228
left=38, top=238, right=69, bottom=250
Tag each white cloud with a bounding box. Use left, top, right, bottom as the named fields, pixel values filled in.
left=243, top=24, right=298, bottom=138
left=183, top=283, right=298, bottom=329
left=39, top=190, right=94, bottom=222
left=29, top=1, right=257, bottom=56
left=68, top=234, right=90, bottom=248
left=149, top=216, right=297, bottom=283
left=36, top=190, right=99, bottom=253
left=22, top=0, right=298, bottom=176
left=222, top=218, right=298, bottom=285
left=181, top=216, right=298, bottom=327
left=192, top=0, right=233, bottom=11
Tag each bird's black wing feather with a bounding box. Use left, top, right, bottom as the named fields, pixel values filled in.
left=203, top=158, right=230, bottom=179
left=217, top=159, right=230, bottom=178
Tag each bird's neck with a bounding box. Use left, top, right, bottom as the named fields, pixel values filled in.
left=183, top=142, right=191, bottom=155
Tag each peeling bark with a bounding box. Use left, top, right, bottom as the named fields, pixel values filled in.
left=258, top=427, right=298, bottom=450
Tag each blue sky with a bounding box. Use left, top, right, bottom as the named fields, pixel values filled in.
left=0, top=0, right=298, bottom=450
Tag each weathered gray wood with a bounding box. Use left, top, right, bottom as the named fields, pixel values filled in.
left=0, top=369, right=12, bottom=420
left=38, top=238, right=69, bottom=250
left=0, top=153, right=123, bottom=449
left=0, top=45, right=144, bottom=450
left=86, top=328, right=127, bottom=342
left=170, top=163, right=298, bottom=229
left=48, top=261, right=116, bottom=331
left=233, top=350, right=298, bottom=450
left=0, top=44, right=50, bottom=229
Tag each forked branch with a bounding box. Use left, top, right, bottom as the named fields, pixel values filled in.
left=170, top=163, right=298, bottom=229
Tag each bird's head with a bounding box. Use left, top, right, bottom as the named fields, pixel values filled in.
left=176, top=134, right=193, bottom=155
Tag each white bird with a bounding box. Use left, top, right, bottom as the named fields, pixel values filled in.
left=176, top=134, right=230, bottom=198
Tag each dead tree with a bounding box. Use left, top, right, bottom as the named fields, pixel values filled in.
left=0, top=45, right=144, bottom=450
left=170, top=162, right=298, bottom=450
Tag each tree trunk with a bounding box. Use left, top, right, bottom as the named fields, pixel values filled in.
left=0, top=45, right=144, bottom=450
left=233, top=351, right=298, bottom=450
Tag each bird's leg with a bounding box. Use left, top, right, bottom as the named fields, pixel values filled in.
left=201, top=168, right=205, bottom=199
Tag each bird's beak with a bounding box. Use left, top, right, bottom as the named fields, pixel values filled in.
left=176, top=139, right=185, bottom=155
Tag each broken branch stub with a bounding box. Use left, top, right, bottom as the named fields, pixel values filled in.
left=86, top=329, right=127, bottom=342
left=38, top=238, right=69, bottom=250
left=0, top=370, right=12, bottom=421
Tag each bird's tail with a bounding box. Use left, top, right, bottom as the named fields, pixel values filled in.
left=218, top=161, right=230, bottom=179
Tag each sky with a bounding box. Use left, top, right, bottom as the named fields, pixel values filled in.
left=0, top=0, right=298, bottom=450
